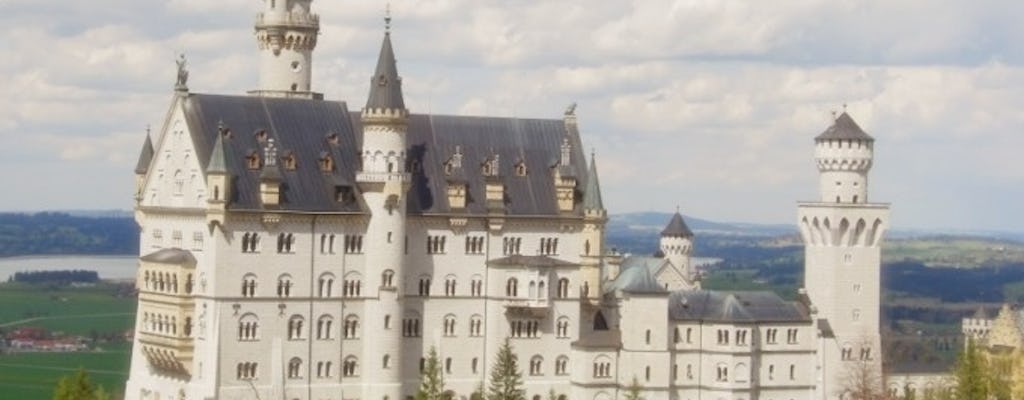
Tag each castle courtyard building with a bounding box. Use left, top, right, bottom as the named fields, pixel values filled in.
left=125, top=2, right=890, bottom=400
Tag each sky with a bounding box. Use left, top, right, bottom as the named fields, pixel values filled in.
left=1, top=0, right=1022, bottom=232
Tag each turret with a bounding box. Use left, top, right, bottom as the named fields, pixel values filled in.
left=581, top=152, right=607, bottom=297
left=659, top=211, right=694, bottom=279
left=445, top=146, right=469, bottom=211
left=553, top=137, right=578, bottom=214
left=355, top=14, right=409, bottom=400
left=206, top=130, right=231, bottom=226
left=814, top=112, right=874, bottom=204
left=251, top=0, right=321, bottom=99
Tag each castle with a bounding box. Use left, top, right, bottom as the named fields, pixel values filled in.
left=125, top=2, right=890, bottom=399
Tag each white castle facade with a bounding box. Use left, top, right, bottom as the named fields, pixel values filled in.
left=124, top=2, right=890, bottom=400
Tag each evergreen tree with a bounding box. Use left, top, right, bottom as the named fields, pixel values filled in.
left=52, top=368, right=98, bottom=400
left=954, top=339, right=988, bottom=400
left=623, top=376, right=643, bottom=400
left=416, top=347, right=447, bottom=400
left=487, top=339, right=525, bottom=400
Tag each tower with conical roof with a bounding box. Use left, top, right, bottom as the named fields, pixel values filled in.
left=355, top=12, right=409, bottom=400
left=798, top=112, right=890, bottom=400
left=251, top=0, right=321, bottom=99
left=659, top=211, right=697, bottom=288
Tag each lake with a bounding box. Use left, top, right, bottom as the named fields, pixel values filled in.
left=0, top=255, right=138, bottom=282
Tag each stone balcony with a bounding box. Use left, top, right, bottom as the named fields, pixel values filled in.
left=255, top=12, right=320, bottom=29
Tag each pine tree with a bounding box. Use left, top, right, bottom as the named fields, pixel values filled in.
left=53, top=368, right=98, bottom=400
left=487, top=339, right=525, bottom=400
left=416, top=347, right=447, bottom=400
left=954, top=339, right=988, bottom=400
left=623, top=376, right=643, bottom=400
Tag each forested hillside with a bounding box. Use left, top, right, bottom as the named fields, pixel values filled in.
left=0, top=213, right=138, bottom=257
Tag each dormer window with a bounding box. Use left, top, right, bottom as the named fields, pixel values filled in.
left=319, top=153, right=334, bottom=173
left=246, top=150, right=262, bottom=170
left=482, top=155, right=499, bottom=177
left=325, top=133, right=340, bottom=147
left=444, top=160, right=454, bottom=176
left=254, top=129, right=268, bottom=144
left=515, top=160, right=527, bottom=177
left=282, top=151, right=297, bottom=171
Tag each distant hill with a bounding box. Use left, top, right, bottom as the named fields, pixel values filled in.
left=0, top=212, right=138, bottom=258
left=609, top=212, right=795, bottom=237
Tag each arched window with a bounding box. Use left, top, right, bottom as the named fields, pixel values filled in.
left=645, top=329, right=651, bottom=344
left=445, top=275, right=457, bottom=296
left=383, top=354, right=391, bottom=369
left=382, top=270, right=395, bottom=288
left=506, top=278, right=518, bottom=297
left=238, top=313, right=259, bottom=341
left=443, top=314, right=457, bottom=337
left=529, top=355, right=543, bottom=376
left=317, top=273, right=335, bottom=298
left=343, top=356, right=358, bottom=377
left=316, top=315, right=334, bottom=340
left=555, top=355, right=569, bottom=375
left=557, top=278, right=569, bottom=298
left=276, top=274, right=292, bottom=297
left=287, top=315, right=305, bottom=340
left=344, top=315, right=359, bottom=339
left=556, top=317, right=570, bottom=338
left=470, top=315, right=483, bottom=337
left=344, top=272, right=362, bottom=297
left=287, top=358, right=302, bottom=379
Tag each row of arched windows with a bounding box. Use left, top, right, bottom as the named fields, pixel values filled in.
left=142, top=270, right=192, bottom=295
left=465, top=236, right=484, bottom=254
left=502, top=237, right=522, bottom=255
left=538, top=237, right=559, bottom=255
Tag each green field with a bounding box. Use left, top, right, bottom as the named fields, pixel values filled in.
left=883, top=237, right=1024, bottom=267
left=0, top=283, right=136, bottom=335
left=0, top=283, right=136, bottom=399
left=0, top=343, right=131, bottom=399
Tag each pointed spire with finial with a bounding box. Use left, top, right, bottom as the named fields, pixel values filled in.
left=582, top=150, right=604, bottom=212
left=816, top=109, right=873, bottom=142
left=661, top=211, right=694, bottom=238
left=134, top=129, right=155, bottom=175
left=207, top=130, right=229, bottom=175
left=365, top=4, right=406, bottom=112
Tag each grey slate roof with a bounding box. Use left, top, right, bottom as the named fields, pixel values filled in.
left=815, top=112, right=874, bottom=141
left=179, top=93, right=591, bottom=215
left=365, top=32, right=405, bottom=111
left=488, top=255, right=577, bottom=268
left=607, top=256, right=668, bottom=294
left=972, top=306, right=990, bottom=320
left=661, top=212, right=694, bottom=237
left=140, top=248, right=196, bottom=265
left=582, top=153, right=604, bottom=210
left=668, top=290, right=810, bottom=323
left=135, top=134, right=154, bottom=174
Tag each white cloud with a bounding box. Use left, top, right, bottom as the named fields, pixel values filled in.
left=1, top=0, right=1022, bottom=230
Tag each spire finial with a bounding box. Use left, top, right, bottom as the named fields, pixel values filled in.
left=146, top=124, right=151, bottom=137
left=843, top=103, right=848, bottom=113
left=385, top=3, right=392, bottom=34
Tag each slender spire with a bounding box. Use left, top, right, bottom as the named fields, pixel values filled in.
left=134, top=132, right=154, bottom=175
left=583, top=151, right=604, bottom=211
left=207, top=132, right=229, bottom=174
left=365, top=7, right=406, bottom=111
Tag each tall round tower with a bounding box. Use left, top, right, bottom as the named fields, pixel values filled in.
left=251, top=0, right=321, bottom=99
left=798, top=112, right=890, bottom=400
left=814, top=112, right=873, bottom=204
left=355, top=16, right=410, bottom=400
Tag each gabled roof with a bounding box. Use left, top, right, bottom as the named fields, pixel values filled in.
left=134, top=134, right=154, bottom=175
left=365, top=32, right=405, bottom=111
left=582, top=153, right=604, bottom=211
left=815, top=112, right=873, bottom=141
left=669, top=290, right=810, bottom=323
left=180, top=94, right=592, bottom=215
left=661, top=212, right=694, bottom=237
